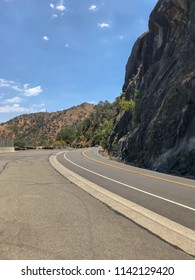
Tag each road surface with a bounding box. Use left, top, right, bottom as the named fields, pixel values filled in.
left=57, top=148, right=195, bottom=231
left=0, top=149, right=193, bottom=259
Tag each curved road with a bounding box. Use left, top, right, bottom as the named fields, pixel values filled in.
left=1, top=149, right=193, bottom=259
left=57, top=147, right=195, bottom=231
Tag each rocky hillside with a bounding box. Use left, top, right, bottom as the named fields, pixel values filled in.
left=109, top=0, right=195, bottom=178
left=0, top=103, right=94, bottom=145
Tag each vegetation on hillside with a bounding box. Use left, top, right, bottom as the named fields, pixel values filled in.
left=0, top=103, right=94, bottom=147
left=9, top=95, right=140, bottom=150
left=56, top=95, right=137, bottom=149
left=56, top=101, right=115, bottom=148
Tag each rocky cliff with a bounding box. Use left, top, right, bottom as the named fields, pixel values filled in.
left=109, top=0, right=195, bottom=178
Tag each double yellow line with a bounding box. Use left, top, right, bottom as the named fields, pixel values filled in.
left=82, top=150, right=195, bottom=189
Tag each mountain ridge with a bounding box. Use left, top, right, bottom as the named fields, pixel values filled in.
left=0, top=102, right=94, bottom=145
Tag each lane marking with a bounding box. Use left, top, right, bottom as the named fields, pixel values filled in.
left=51, top=153, right=195, bottom=256
left=63, top=152, right=195, bottom=212
left=82, top=150, right=195, bottom=189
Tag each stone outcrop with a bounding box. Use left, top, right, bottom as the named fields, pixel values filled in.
left=109, top=0, right=195, bottom=178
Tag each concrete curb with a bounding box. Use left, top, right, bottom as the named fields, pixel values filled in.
left=0, top=147, right=15, bottom=153
left=49, top=152, right=195, bottom=257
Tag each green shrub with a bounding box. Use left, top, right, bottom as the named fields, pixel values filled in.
left=56, top=125, right=77, bottom=145
left=119, top=97, right=135, bottom=112
left=14, top=139, right=25, bottom=148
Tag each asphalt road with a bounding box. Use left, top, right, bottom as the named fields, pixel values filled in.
left=57, top=148, right=195, bottom=230
left=0, top=150, right=193, bottom=259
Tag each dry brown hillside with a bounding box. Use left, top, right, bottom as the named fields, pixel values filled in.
left=0, top=103, right=94, bottom=145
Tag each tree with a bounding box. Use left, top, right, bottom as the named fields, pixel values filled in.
left=14, top=139, right=25, bottom=148
left=56, top=100, right=118, bottom=148
left=56, top=125, right=77, bottom=145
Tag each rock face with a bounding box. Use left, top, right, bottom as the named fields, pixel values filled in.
left=110, top=0, right=195, bottom=178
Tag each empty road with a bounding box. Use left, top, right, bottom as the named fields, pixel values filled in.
left=57, top=148, right=195, bottom=230
left=0, top=149, right=194, bottom=259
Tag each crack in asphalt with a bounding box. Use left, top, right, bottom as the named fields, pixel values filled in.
left=0, top=162, right=9, bottom=175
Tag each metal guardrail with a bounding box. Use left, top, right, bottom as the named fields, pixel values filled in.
left=0, top=138, right=14, bottom=147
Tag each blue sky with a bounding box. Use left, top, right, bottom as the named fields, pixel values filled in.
left=0, top=0, right=157, bottom=123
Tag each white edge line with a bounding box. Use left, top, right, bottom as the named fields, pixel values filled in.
left=49, top=152, right=195, bottom=256
left=64, top=151, right=195, bottom=212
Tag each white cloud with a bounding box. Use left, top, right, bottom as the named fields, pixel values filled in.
left=0, top=78, right=43, bottom=97
left=0, top=104, right=28, bottom=113
left=24, top=83, right=30, bottom=89
left=52, top=14, right=58, bottom=18
left=0, top=78, right=16, bottom=88
left=4, top=97, right=23, bottom=104
left=0, top=103, right=46, bottom=113
left=0, top=79, right=45, bottom=116
left=56, top=0, right=66, bottom=11
left=89, top=5, right=97, bottom=11
left=24, top=86, right=43, bottom=97
left=43, top=35, right=49, bottom=41
left=31, top=103, right=46, bottom=109
left=0, top=79, right=22, bottom=93
left=56, top=5, right=66, bottom=11
left=49, top=1, right=66, bottom=16
left=98, top=23, right=111, bottom=28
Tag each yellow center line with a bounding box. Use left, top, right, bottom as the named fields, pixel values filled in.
left=82, top=150, right=195, bottom=189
